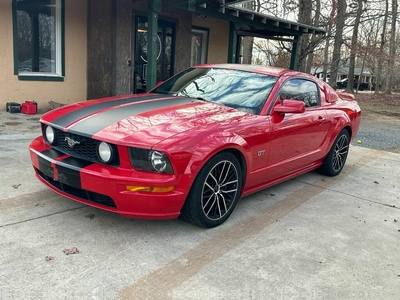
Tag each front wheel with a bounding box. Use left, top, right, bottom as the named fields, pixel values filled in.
left=180, top=152, right=242, bottom=228
left=319, top=129, right=350, bottom=176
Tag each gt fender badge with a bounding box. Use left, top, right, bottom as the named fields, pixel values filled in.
left=65, top=137, right=80, bottom=148
left=258, top=150, right=265, bottom=156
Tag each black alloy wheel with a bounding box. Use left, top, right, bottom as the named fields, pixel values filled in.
left=319, top=129, right=350, bottom=176
left=181, top=152, right=242, bottom=228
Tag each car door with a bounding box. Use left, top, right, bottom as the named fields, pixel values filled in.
left=266, top=78, right=331, bottom=180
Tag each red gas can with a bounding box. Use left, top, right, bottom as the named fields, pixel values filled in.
left=21, top=101, right=37, bottom=114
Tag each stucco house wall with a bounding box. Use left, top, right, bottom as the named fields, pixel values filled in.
left=0, top=0, right=87, bottom=111
left=192, top=16, right=230, bottom=64
left=0, top=0, right=231, bottom=111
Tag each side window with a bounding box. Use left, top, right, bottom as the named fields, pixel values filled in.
left=279, top=79, right=320, bottom=108
left=13, top=0, right=64, bottom=81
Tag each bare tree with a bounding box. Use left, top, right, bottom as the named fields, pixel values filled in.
left=385, top=0, right=398, bottom=94
left=242, top=36, right=254, bottom=64
left=297, top=0, right=313, bottom=71
left=241, top=0, right=261, bottom=64
left=375, top=0, right=389, bottom=94
left=329, top=0, right=347, bottom=88
left=346, top=0, right=365, bottom=93
left=244, top=0, right=399, bottom=94
left=322, top=1, right=335, bottom=82
left=306, top=0, right=322, bottom=74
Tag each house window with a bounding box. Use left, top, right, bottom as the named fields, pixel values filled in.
left=191, top=27, right=209, bottom=66
left=13, top=0, right=64, bottom=81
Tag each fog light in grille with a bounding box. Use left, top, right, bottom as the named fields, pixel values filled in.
left=97, top=142, right=113, bottom=163
left=126, top=185, right=174, bottom=193
left=45, top=125, right=55, bottom=144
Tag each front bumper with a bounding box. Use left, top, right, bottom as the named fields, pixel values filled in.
left=29, top=136, right=189, bottom=220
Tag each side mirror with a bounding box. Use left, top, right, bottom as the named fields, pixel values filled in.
left=273, top=99, right=305, bottom=114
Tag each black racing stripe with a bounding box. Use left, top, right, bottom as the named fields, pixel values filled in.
left=39, top=148, right=65, bottom=160
left=55, top=157, right=93, bottom=189
left=57, top=156, right=93, bottom=171
left=37, top=152, right=93, bottom=189
left=50, top=94, right=172, bottom=129
left=37, top=148, right=66, bottom=179
left=38, top=156, right=55, bottom=179
left=67, top=97, right=195, bottom=137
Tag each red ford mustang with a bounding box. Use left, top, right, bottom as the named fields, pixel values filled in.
left=29, top=64, right=361, bottom=228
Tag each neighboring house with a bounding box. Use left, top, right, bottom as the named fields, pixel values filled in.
left=1, top=0, right=324, bottom=110
left=336, top=67, right=375, bottom=84
left=312, top=66, right=375, bottom=84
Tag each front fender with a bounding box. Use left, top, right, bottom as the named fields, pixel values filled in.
left=155, top=130, right=251, bottom=188
left=185, top=132, right=250, bottom=177
left=325, top=108, right=353, bottom=151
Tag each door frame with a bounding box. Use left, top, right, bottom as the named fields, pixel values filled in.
left=132, top=14, right=176, bottom=93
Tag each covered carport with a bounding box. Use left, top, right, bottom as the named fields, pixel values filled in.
left=86, top=0, right=325, bottom=98
left=143, top=0, right=325, bottom=90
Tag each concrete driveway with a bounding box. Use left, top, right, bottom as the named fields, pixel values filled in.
left=1, top=112, right=400, bottom=299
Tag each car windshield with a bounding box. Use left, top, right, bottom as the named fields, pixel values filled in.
left=152, top=67, right=278, bottom=115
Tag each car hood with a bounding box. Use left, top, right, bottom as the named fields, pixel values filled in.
left=42, top=93, right=251, bottom=148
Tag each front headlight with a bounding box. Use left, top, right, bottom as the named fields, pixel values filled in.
left=44, top=125, right=55, bottom=144
left=129, top=147, right=173, bottom=174
left=150, top=151, right=169, bottom=172
left=97, top=142, right=114, bottom=163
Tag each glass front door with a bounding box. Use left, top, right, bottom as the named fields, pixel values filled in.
left=134, top=16, right=175, bottom=93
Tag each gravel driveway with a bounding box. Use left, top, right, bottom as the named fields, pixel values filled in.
left=351, top=111, right=400, bottom=153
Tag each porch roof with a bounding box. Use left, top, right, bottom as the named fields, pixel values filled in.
left=173, top=0, right=326, bottom=39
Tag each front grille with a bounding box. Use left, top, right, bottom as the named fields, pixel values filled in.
left=37, top=169, right=117, bottom=208
left=42, top=124, right=119, bottom=166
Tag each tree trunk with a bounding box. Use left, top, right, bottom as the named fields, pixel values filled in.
left=297, top=0, right=313, bottom=72
left=322, top=2, right=334, bottom=82
left=242, top=36, right=254, bottom=64
left=375, top=0, right=389, bottom=94
left=346, top=0, right=364, bottom=93
left=241, top=1, right=257, bottom=64
left=329, top=0, right=347, bottom=89
left=385, top=0, right=398, bottom=94
left=306, top=0, right=321, bottom=74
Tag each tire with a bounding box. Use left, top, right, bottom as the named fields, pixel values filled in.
left=319, top=129, right=350, bottom=176
left=180, top=152, right=243, bottom=228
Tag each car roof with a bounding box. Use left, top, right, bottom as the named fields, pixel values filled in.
left=194, top=63, right=294, bottom=77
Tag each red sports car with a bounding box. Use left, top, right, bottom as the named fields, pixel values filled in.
left=29, top=64, right=361, bottom=228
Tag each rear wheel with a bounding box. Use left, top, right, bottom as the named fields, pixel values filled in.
left=180, top=152, right=242, bottom=228
left=319, top=129, right=350, bottom=176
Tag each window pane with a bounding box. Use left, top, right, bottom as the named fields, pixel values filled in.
left=280, top=79, right=320, bottom=107
left=16, top=0, right=58, bottom=74
left=191, top=29, right=208, bottom=66
left=191, top=32, right=203, bottom=66
left=153, top=68, right=278, bottom=115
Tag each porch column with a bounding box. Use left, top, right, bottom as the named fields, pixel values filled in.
left=147, top=0, right=162, bottom=91
left=228, top=22, right=239, bottom=63
left=289, top=39, right=299, bottom=70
